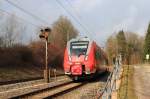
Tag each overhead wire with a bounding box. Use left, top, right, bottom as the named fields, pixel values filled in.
left=66, top=0, right=97, bottom=41
left=66, top=0, right=101, bottom=42
left=5, top=0, right=93, bottom=38
left=65, top=0, right=82, bottom=20
left=5, top=0, right=50, bottom=26
left=0, top=8, right=41, bottom=28
left=55, top=0, right=93, bottom=38
left=4, top=0, right=95, bottom=39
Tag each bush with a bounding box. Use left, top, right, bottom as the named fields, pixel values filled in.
left=0, top=45, right=33, bottom=67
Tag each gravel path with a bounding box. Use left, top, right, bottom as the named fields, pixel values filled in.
left=54, top=81, right=105, bottom=99
left=134, top=64, right=150, bottom=99
left=53, top=73, right=109, bottom=99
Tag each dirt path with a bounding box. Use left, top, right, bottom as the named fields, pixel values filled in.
left=134, top=64, right=150, bottom=99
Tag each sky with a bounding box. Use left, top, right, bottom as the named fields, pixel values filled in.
left=0, top=0, right=150, bottom=46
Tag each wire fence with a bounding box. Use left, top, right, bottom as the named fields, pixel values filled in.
left=97, top=55, right=122, bottom=99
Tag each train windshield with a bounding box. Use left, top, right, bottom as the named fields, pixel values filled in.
left=70, top=41, right=89, bottom=56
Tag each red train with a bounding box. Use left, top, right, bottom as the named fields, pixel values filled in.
left=63, top=37, right=108, bottom=80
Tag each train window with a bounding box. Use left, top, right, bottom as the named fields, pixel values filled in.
left=70, top=41, right=89, bottom=56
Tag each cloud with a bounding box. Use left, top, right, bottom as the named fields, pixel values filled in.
left=112, top=5, right=138, bottom=32
left=71, top=0, right=103, bottom=13
left=1, top=0, right=150, bottom=44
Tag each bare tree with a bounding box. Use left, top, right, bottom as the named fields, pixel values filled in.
left=51, top=16, right=78, bottom=48
left=126, top=32, right=144, bottom=64
left=106, top=35, right=118, bottom=65
left=1, top=14, right=25, bottom=47
left=0, top=36, right=4, bottom=47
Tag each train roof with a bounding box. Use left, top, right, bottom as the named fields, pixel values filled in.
left=68, top=37, right=92, bottom=44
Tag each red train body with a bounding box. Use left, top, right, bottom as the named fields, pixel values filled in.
left=63, top=37, right=108, bottom=80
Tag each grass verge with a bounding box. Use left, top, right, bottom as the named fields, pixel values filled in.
left=118, top=65, right=137, bottom=99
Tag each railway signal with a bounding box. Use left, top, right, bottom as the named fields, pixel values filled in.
left=39, top=27, right=51, bottom=42
left=39, top=27, right=51, bottom=83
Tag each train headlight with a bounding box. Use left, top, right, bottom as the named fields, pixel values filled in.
left=85, top=55, right=88, bottom=61
left=86, top=68, right=90, bottom=74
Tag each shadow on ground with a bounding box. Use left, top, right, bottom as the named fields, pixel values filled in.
left=73, top=71, right=111, bottom=83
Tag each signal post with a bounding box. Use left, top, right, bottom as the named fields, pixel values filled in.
left=39, top=28, right=51, bottom=83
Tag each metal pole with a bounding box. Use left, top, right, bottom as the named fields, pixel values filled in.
left=45, top=40, right=49, bottom=83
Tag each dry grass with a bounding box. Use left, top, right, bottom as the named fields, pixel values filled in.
left=0, top=66, right=42, bottom=82
left=0, top=42, right=64, bottom=82
left=118, top=65, right=137, bottom=99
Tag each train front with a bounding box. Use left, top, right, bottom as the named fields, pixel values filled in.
left=64, top=38, right=95, bottom=80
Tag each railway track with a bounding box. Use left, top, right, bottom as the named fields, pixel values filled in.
left=51, top=71, right=110, bottom=99
left=0, top=75, right=66, bottom=92
left=18, top=72, right=109, bottom=99
left=0, top=75, right=69, bottom=99
left=20, top=81, right=86, bottom=99
left=0, top=71, right=110, bottom=99
left=0, top=74, right=64, bottom=86
left=0, top=77, right=43, bottom=86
